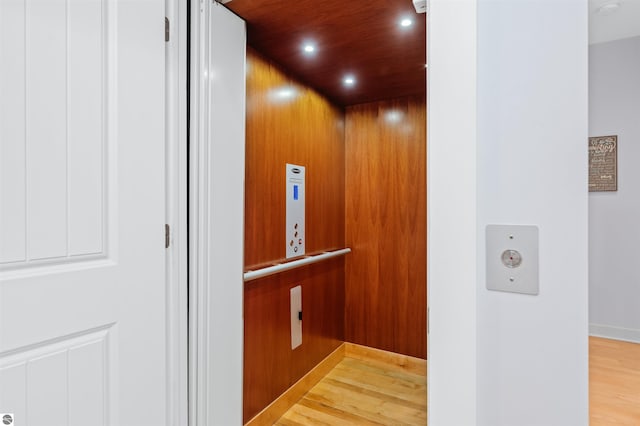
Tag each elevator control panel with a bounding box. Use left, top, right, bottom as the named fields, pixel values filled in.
left=486, top=224, right=539, bottom=295
left=286, top=164, right=305, bottom=259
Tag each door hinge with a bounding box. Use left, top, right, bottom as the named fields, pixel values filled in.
left=165, top=17, right=170, bottom=42
left=165, top=224, right=170, bottom=248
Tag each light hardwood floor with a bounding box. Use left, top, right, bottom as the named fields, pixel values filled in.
left=275, top=347, right=427, bottom=425
left=271, top=337, right=638, bottom=425
left=590, top=336, right=640, bottom=425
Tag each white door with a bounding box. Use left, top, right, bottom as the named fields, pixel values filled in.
left=190, top=3, right=245, bottom=425
left=0, top=0, right=167, bottom=425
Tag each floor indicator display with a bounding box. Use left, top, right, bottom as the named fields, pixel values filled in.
left=286, top=164, right=305, bottom=259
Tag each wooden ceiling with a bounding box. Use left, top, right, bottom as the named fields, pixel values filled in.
left=224, top=0, right=426, bottom=106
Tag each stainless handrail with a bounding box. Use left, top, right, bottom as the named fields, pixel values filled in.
left=243, top=248, right=352, bottom=282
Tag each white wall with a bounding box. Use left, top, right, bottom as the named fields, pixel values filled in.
left=589, top=36, right=640, bottom=343
left=475, top=0, right=589, bottom=425
left=427, top=0, right=477, bottom=424
left=429, top=0, right=589, bottom=424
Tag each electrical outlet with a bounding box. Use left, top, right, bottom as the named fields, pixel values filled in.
left=290, top=285, right=302, bottom=349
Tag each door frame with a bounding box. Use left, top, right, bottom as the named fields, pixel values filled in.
left=165, top=0, right=189, bottom=423
left=188, top=1, right=246, bottom=425
left=426, top=0, right=478, bottom=424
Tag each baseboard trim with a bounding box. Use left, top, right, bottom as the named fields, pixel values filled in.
left=244, top=343, right=345, bottom=426
left=344, top=342, right=427, bottom=376
left=590, top=323, right=640, bottom=344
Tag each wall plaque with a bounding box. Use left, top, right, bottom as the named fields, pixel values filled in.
left=589, top=135, right=617, bottom=192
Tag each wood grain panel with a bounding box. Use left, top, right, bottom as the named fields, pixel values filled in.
left=225, top=0, right=426, bottom=106
left=344, top=96, right=427, bottom=359
left=244, top=50, right=346, bottom=422
left=244, top=259, right=345, bottom=422
left=245, top=344, right=345, bottom=426
left=245, top=49, right=345, bottom=268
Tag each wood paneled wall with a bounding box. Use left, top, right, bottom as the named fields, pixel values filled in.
left=345, top=96, right=427, bottom=359
left=244, top=50, right=345, bottom=268
left=243, top=50, right=345, bottom=422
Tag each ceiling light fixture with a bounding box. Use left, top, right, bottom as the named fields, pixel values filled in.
left=303, top=43, right=315, bottom=53
left=413, top=0, right=427, bottom=14
left=400, top=18, right=413, bottom=27
left=343, top=75, right=356, bottom=86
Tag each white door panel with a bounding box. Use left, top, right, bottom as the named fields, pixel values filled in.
left=0, top=0, right=167, bottom=424
left=190, top=3, right=245, bottom=424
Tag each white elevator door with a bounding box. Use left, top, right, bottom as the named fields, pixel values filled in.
left=0, top=0, right=167, bottom=425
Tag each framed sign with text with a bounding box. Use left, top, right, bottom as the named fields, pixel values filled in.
left=589, top=135, right=617, bottom=192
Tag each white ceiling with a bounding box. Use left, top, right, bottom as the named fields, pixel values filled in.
left=590, top=0, right=640, bottom=44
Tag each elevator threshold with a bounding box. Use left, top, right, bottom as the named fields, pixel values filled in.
left=246, top=343, right=427, bottom=426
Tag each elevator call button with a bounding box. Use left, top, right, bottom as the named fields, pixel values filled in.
left=501, top=249, right=522, bottom=268
left=486, top=225, right=539, bottom=295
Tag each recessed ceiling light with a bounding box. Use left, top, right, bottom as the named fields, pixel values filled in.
left=303, top=43, right=315, bottom=53
left=400, top=18, right=413, bottom=27
left=343, top=75, right=356, bottom=86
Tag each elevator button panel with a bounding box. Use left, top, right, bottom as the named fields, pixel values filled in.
left=486, top=224, right=539, bottom=295
left=286, top=164, right=305, bottom=259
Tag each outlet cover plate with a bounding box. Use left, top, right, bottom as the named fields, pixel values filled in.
left=486, top=224, right=539, bottom=295
left=290, top=285, right=302, bottom=349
